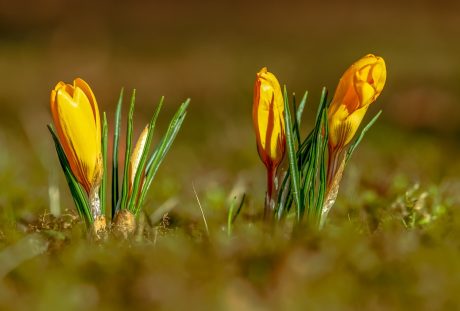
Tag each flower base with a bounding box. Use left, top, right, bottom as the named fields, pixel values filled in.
left=91, top=215, right=107, bottom=240
left=113, top=209, right=136, bottom=239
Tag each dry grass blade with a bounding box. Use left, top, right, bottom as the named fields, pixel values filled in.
left=193, top=184, right=209, bottom=236
left=321, top=155, right=346, bottom=228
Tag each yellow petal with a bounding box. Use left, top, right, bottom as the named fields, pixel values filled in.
left=371, top=59, right=387, bottom=93
left=328, top=54, right=386, bottom=149
left=54, top=81, right=67, bottom=92
left=253, top=67, right=285, bottom=169
left=354, top=80, right=376, bottom=107
left=74, top=78, right=101, bottom=145
left=51, top=79, right=102, bottom=193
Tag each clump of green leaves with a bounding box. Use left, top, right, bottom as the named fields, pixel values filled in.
left=112, top=90, right=189, bottom=218
left=49, top=88, right=189, bottom=232
left=275, top=88, right=328, bottom=227
left=273, top=87, right=380, bottom=229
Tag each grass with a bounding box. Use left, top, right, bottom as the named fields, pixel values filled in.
left=1, top=2, right=460, bottom=306
left=1, top=196, right=460, bottom=310
left=1, top=115, right=460, bottom=310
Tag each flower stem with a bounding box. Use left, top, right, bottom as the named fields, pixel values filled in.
left=89, top=185, right=101, bottom=221
left=264, top=166, right=276, bottom=220
left=327, top=145, right=341, bottom=190
left=322, top=154, right=346, bottom=228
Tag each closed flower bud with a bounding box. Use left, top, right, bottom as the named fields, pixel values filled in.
left=328, top=54, right=386, bottom=150
left=50, top=78, right=103, bottom=194
left=253, top=67, right=286, bottom=171
left=129, top=125, right=149, bottom=194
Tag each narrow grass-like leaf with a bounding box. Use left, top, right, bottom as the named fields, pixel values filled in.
left=276, top=91, right=310, bottom=220
left=275, top=174, right=289, bottom=219
left=129, top=97, right=164, bottom=215
left=193, top=184, right=209, bottom=236
left=301, top=88, right=328, bottom=219
left=292, top=93, right=301, bottom=148
left=315, top=88, right=327, bottom=120
left=276, top=132, right=314, bottom=214
left=284, top=86, right=302, bottom=222
left=100, top=112, right=108, bottom=216
left=314, top=89, right=329, bottom=221
left=120, top=90, right=136, bottom=210
left=275, top=87, right=331, bottom=227
left=141, top=103, right=188, bottom=197
left=226, top=194, right=246, bottom=236
left=346, top=110, right=382, bottom=162
left=227, top=198, right=236, bottom=237
left=138, top=99, right=190, bottom=209
left=112, top=88, right=124, bottom=218
left=314, top=111, right=329, bottom=224
left=47, top=125, right=92, bottom=225
left=145, top=99, right=190, bottom=173
left=231, top=193, right=246, bottom=223
left=296, top=91, right=308, bottom=125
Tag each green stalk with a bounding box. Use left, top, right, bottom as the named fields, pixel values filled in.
left=127, top=97, right=164, bottom=214
left=100, top=112, right=108, bottom=216
left=314, top=110, right=329, bottom=225
left=227, top=199, right=236, bottom=237
left=112, top=88, right=124, bottom=218
left=283, top=86, right=302, bottom=222
left=264, top=166, right=276, bottom=219
left=292, top=94, right=301, bottom=148
left=296, top=91, right=308, bottom=126
left=346, top=110, right=382, bottom=162
left=138, top=99, right=190, bottom=211
left=48, top=125, right=92, bottom=225
left=120, top=90, right=136, bottom=211
left=302, top=88, right=328, bottom=222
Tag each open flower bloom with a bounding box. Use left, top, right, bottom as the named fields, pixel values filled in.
left=253, top=67, right=286, bottom=171
left=50, top=78, right=103, bottom=194
left=328, top=54, right=386, bottom=150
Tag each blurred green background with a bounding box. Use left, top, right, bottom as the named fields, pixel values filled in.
left=2, top=0, right=460, bottom=209
left=1, top=1, right=460, bottom=310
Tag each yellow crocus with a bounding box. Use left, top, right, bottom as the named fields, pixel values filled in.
left=50, top=78, right=103, bottom=194
left=328, top=54, right=386, bottom=150
left=253, top=67, right=286, bottom=171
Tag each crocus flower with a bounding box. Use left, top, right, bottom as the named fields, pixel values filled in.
left=253, top=67, right=286, bottom=216
left=129, top=125, right=149, bottom=194
left=328, top=54, right=386, bottom=150
left=253, top=67, right=286, bottom=172
left=50, top=78, right=103, bottom=195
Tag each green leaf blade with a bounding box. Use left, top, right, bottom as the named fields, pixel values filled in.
left=138, top=99, right=190, bottom=210
left=101, top=112, right=108, bottom=216
left=283, top=86, right=302, bottom=222
left=47, top=125, right=92, bottom=226
left=296, top=91, right=308, bottom=125
left=112, top=88, right=124, bottom=218
left=128, top=97, right=164, bottom=215
left=120, top=90, right=136, bottom=211
left=346, top=110, right=382, bottom=162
